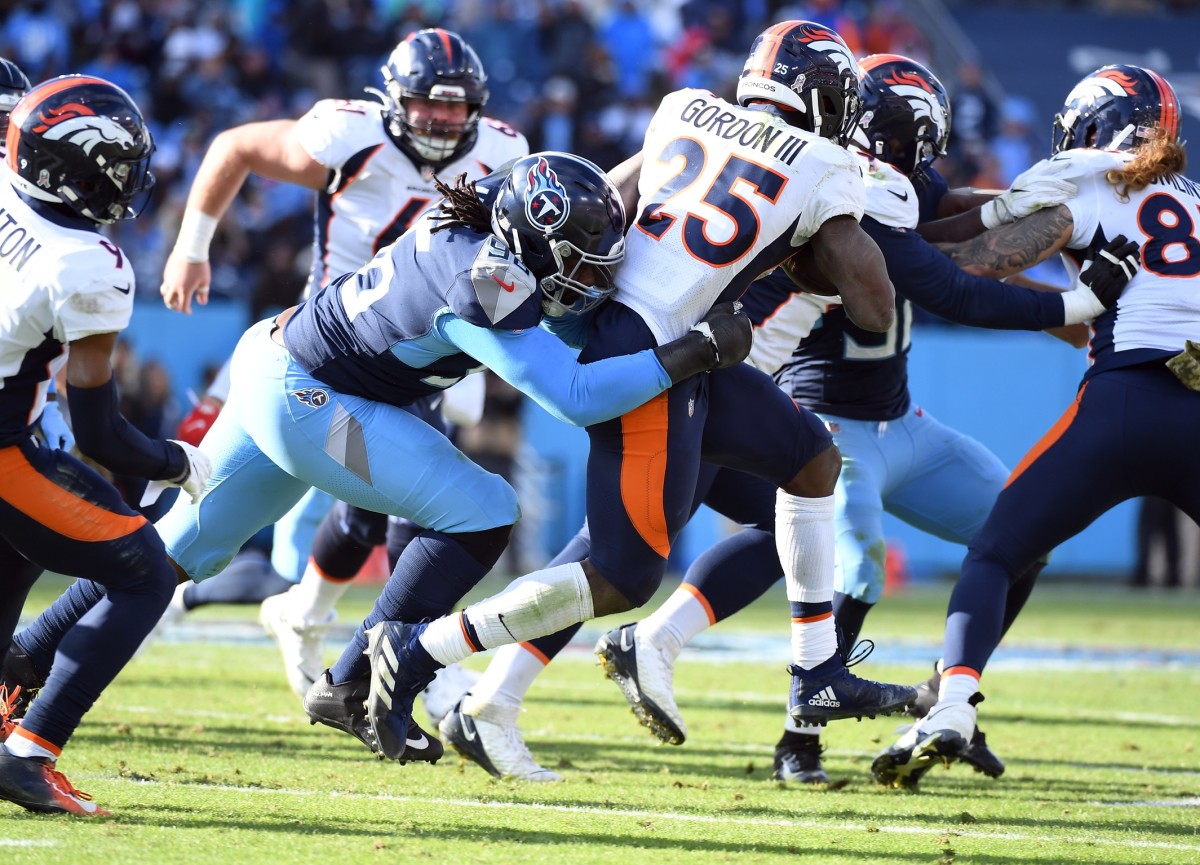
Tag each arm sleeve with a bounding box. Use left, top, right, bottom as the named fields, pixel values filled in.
left=867, top=220, right=1066, bottom=330
left=69, top=377, right=187, bottom=480
left=439, top=315, right=672, bottom=427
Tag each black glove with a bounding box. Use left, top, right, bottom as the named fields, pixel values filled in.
left=653, top=302, right=753, bottom=385
left=1079, top=234, right=1140, bottom=308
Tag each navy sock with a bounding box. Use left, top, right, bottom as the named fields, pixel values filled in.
left=329, top=531, right=489, bottom=684
left=181, top=550, right=294, bottom=609
left=944, top=547, right=1011, bottom=672
left=832, top=593, right=873, bottom=651
left=15, top=579, right=106, bottom=681
left=684, top=528, right=781, bottom=622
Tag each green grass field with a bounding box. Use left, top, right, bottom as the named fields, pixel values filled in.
left=4, top=577, right=1198, bottom=864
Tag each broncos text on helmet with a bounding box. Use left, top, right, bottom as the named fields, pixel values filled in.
left=736, top=20, right=862, bottom=146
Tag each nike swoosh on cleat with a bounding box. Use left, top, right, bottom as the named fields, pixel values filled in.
left=406, top=732, right=430, bottom=748
left=619, top=629, right=634, bottom=652
left=461, top=716, right=478, bottom=742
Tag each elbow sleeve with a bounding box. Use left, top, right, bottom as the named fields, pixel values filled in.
left=69, top=377, right=186, bottom=481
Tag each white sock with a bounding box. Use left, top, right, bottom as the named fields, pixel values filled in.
left=462, top=643, right=547, bottom=715
left=938, top=669, right=980, bottom=705
left=5, top=729, right=59, bottom=761
left=420, top=562, right=594, bottom=665
left=777, top=490, right=837, bottom=667
left=638, top=585, right=713, bottom=659
left=289, top=559, right=350, bottom=621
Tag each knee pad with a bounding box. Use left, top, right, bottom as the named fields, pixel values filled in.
left=448, top=524, right=513, bottom=569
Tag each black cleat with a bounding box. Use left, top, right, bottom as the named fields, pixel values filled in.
left=1, top=643, right=43, bottom=722
left=772, top=731, right=828, bottom=784
left=595, top=623, right=686, bottom=745
left=788, top=653, right=917, bottom=725
left=365, top=622, right=441, bottom=762
left=961, top=727, right=1005, bottom=778
left=0, top=750, right=108, bottom=815
left=908, top=662, right=940, bottom=720
left=304, top=668, right=443, bottom=765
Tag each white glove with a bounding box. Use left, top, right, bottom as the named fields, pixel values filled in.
left=38, top=400, right=75, bottom=452
left=980, top=159, right=1078, bottom=229
left=140, top=440, right=213, bottom=507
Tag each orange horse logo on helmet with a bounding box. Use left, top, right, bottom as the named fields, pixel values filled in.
left=33, top=101, right=137, bottom=156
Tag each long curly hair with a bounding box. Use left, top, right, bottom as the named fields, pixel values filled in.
left=1105, top=133, right=1188, bottom=200
left=430, top=173, right=492, bottom=234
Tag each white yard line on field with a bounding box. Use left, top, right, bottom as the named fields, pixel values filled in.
left=120, top=778, right=1200, bottom=854
left=0, top=840, right=57, bottom=847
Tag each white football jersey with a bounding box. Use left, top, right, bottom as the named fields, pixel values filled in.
left=746, top=150, right=909, bottom=376
left=0, top=175, right=134, bottom=438
left=616, top=88, right=865, bottom=344
left=1037, top=148, right=1200, bottom=374
left=293, top=98, right=529, bottom=293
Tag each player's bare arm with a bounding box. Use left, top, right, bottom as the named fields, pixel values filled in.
left=809, top=215, right=895, bottom=332
left=66, top=332, right=119, bottom=389
left=607, top=152, right=644, bottom=225
left=940, top=205, right=1073, bottom=279
left=162, top=120, right=329, bottom=315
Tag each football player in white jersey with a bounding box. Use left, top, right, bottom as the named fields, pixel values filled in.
left=155, top=29, right=528, bottom=703
left=0, top=76, right=210, bottom=816
left=873, top=64, right=1194, bottom=789
left=360, top=21, right=924, bottom=766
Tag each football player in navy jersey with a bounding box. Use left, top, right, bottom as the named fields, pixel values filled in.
left=432, top=55, right=1140, bottom=784
left=360, top=21, right=925, bottom=768
left=151, top=29, right=530, bottom=706
left=873, top=64, right=1192, bottom=789
left=0, top=76, right=211, bottom=816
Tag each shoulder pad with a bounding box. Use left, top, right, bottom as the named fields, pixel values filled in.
left=1038, top=149, right=1127, bottom=187
left=857, top=153, right=919, bottom=229
left=465, top=236, right=542, bottom=328
left=295, top=99, right=387, bottom=168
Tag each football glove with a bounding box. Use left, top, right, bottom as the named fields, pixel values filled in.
left=1060, top=235, right=1141, bottom=324
left=176, top=396, right=223, bottom=448
left=37, top=399, right=75, bottom=452
left=981, top=159, right=1078, bottom=229
left=653, top=302, right=753, bottom=385
left=140, top=440, right=213, bottom=507
left=1167, top=340, right=1200, bottom=393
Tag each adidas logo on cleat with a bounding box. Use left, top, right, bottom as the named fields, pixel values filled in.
left=807, top=686, right=840, bottom=708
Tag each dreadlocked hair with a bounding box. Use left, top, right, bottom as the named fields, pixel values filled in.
left=430, top=173, right=492, bottom=234
left=1105, top=131, right=1188, bottom=200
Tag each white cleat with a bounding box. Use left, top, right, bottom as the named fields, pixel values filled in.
left=421, top=663, right=481, bottom=728
left=871, top=698, right=979, bottom=789
left=260, top=590, right=335, bottom=698
left=595, top=623, right=686, bottom=745
left=440, top=699, right=563, bottom=782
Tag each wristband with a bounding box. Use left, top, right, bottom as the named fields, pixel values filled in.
left=174, top=208, right=219, bottom=263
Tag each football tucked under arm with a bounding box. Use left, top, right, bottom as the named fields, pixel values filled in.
left=778, top=245, right=840, bottom=296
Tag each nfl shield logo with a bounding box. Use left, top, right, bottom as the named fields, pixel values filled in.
left=687, top=397, right=695, bottom=417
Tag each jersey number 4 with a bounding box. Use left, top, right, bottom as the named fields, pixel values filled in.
left=1137, top=192, right=1200, bottom=278
left=637, top=138, right=788, bottom=267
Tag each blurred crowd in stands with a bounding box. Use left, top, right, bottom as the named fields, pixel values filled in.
left=1, top=0, right=1053, bottom=316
